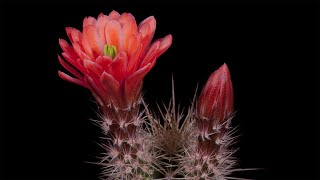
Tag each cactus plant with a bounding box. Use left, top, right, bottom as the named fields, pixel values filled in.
left=56, top=9, right=243, bottom=180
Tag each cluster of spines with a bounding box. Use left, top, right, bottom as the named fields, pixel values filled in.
left=143, top=90, right=194, bottom=178
left=97, top=101, right=156, bottom=180
left=179, top=115, right=239, bottom=180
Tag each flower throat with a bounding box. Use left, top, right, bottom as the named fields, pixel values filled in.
left=104, top=45, right=117, bottom=59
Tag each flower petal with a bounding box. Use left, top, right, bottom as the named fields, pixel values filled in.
left=100, top=72, right=120, bottom=92
left=138, top=16, right=156, bottom=54
left=105, top=20, right=122, bottom=51
left=157, top=34, right=172, bottom=57
left=71, top=42, right=84, bottom=59
left=120, top=13, right=138, bottom=52
left=119, top=13, right=134, bottom=26
left=84, top=60, right=104, bottom=76
left=82, top=36, right=95, bottom=60
left=61, top=52, right=86, bottom=74
left=109, top=10, right=120, bottom=19
left=199, top=73, right=221, bottom=117
left=127, top=43, right=142, bottom=74
left=96, top=55, right=112, bottom=70
left=85, top=75, right=108, bottom=106
left=107, top=52, right=128, bottom=82
left=59, top=39, right=78, bottom=60
left=66, top=27, right=82, bottom=44
left=97, top=15, right=111, bottom=44
left=124, top=34, right=139, bottom=58
left=83, top=16, right=97, bottom=28
left=124, top=63, right=152, bottom=105
left=119, top=13, right=137, bottom=34
left=100, top=72, right=121, bottom=106
left=139, top=34, right=172, bottom=68
left=58, top=71, right=87, bottom=88
left=140, top=41, right=160, bottom=68
left=83, top=25, right=103, bottom=56
left=58, top=55, right=83, bottom=80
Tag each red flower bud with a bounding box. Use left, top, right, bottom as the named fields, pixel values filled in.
left=197, top=63, right=234, bottom=123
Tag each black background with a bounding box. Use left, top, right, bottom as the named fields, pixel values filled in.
left=0, top=0, right=319, bottom=179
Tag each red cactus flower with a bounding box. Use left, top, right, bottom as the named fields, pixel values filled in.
left=58, top=10, right=172, bottom=108
left=197, top=63, right=234, bottom=124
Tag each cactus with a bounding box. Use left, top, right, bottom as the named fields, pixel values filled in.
left=179, top=64, right=239, bottom=180
left=57, top=10, right=172, bottom=179
left=143, top=80, right=194, bottom=178
left=56, top=9, right=246, bottom=180
left=97, top=101, right=155, bottom=179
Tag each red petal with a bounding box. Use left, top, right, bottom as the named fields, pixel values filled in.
left=109, top=10, right=120, bottom=19
left=107, top=52, right=128, bottom=82
left=98, top=13, right=104, bottom=18
left=199, top=70, right=221, bottom=117
left=220, top=64, right=234, bottom=118
left=100, top=72, right=120, bottom=91
left=80, top=51, right=91, bottom=61
left=58, top=71, right=88, bottom=88
left=59, top=39, right=78, bottom=60
left=84, top=60, right=104, bottom=76
left=61, top=52, right=86, bottom=74
left=125, top=34, right=139, bottom=58
left=157, top=34, right=172, bottom=57
left=138, top=16, right=156, bottom=37
left=120, top=13, right=138, bottom=52
left=83, top=16, right=97, bottom=28
left=59, top=39, right=71, bottom=52
left=147, top=56, right=157, bottom=69
left=84, top=75, right=108, bottom=106
left=83, top=25, right=103, bottom=56
left=100, top=72, right=121, bottom=106
left=97, top=15, right=111, bottom=44
left=121, top=14, right=138, bottom=36
left=138, top=16, right=156, bottom=54
left=127, top=43, right=142, bottom=74
left=58, top=55, right=83, bottom=80
left=66, top=27, right=82, bottom=44
left=119, top=13, right=136, bottom=28
left=139, top=34, right=172, bottom=67
left=105, top=20, right=122, bottom=51
left=71, top=42, right=84, bottom=59
left=124, top=63, right=151, bottom=105
left=140, top=41, right=160, bottom=68
left=82, top=36, right=95, bottom=60
left=96, top=55, right=112, bottom=70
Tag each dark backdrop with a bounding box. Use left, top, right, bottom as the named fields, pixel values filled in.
left=0, top=0, right=319, bottom=179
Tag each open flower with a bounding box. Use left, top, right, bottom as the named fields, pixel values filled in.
left=58, top=10, right=172, bottom=108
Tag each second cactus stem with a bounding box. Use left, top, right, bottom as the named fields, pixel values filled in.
left=180, top=63, right=239, bottom=180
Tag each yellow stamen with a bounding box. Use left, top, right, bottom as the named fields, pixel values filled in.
left=104, top=45, right=117, bottom=59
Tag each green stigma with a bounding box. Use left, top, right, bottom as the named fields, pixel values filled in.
left=104, top=45, right=117, bottom=59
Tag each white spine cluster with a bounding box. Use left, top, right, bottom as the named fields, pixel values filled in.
left=97, top=103, right=156, bottom=180
left=179, top=116, right=239, bottom=180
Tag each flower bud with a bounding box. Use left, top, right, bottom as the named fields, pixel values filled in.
left=197, top=63, right=234, bottom=123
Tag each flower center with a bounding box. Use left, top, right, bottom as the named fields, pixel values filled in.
left=104, top=45, right=117, bottom=59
